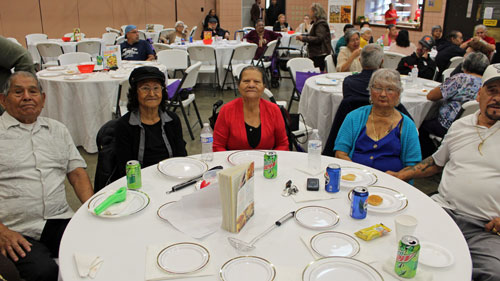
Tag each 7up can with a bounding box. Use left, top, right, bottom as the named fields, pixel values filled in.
left=126, top=160, right=142, bottom=189
left=395, top=235, right=420, bottom=278
left=263, top=151, right=277, bottom=179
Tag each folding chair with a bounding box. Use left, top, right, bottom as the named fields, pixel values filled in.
left=25, top=33, right=47, bottom=47
left=159, top=28, right=175, bottom=43
left=153, top=24, right=164, bottom=32
left=442, top=68, right=454, bottom=82
left=76, top=40, right=101, bottom=58
left=325, top=54, right=336, bottom=73
left=138, top=30, right=147, bottom=40
left=121, top=25, right=128, bottom=34
left=448, top=56, right=463, bottom=69
left=157, top=49, right=189, bottom=78
left=115, top=36, right=126, bottom=45
left=221, top=44, right=258, bottom=95
left=252, top=39, right=280, bottom=88
left=234, top=30, right=245, bottom=40
left=105, top=27, right=121, bottom=35
left=167, top=62, right=203, bottom=140
left=37, top=42, right=64, bottom=68
left=187, top=45, right=220, bottom=92
left=382, top=51, right=405, bottom=69
left=58, top=52, right=92, bottom=65
left=102, top=32, right=118, bottom=46
left=153, top=43, right=173, bottom=52
left=113, top=79, right=130, bottom=119
left=287, top=57, right=315, bottom=112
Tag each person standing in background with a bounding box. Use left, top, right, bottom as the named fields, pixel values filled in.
left=385, top=3, right=398, bottom=25
left=251, top=0, right=264, bottom=26
left=265, top=0, right=282, bottom=27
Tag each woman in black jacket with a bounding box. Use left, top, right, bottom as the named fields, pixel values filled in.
left=112, top=66, right=187, bottom=181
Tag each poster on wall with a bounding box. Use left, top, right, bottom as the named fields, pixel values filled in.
left=425, top=0, right=442, bottom=12
left=328, top=0, right=353, bottom=39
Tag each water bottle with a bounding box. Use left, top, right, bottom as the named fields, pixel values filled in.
left=307, top=129, right=322, bottom=171
left=236, top=32, right=241, bottom=42
left=201, top=123, right=213, bottom=162
left=377, top=37, right=384, bottom=47
left=411, top=65, right=418, bottom=87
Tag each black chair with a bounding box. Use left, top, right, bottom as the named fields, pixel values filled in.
left=94, top=119, right=119, bottom=193
left=322, top=96, right=414, bottom=156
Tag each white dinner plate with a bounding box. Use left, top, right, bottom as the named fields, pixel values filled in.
left=348, top=186, right=408, bottom=214
left=220, top=256, right=276, bottom=281
left=156, top=201, right=177, bottom=222
left=302, top=257, right=383, bottom=281
left=157, top=242, right=210, bottom=274
left=340, top=167, right=377, bottom=188
left=405, top=88, right=428, bottom=97
left=310, top=231, right=360, bottom=258
left=419, top=241, right=454, bottom=268
left=325, top=73, right=345, bottom=80
left=87, top=189, right=150, bottom=218
left=46, top=66, right=66, bottom=71
left=64, top=75, right=88, bottom=80
left=315, top=78, right=339, bottom=86
left=157, top=157, right=208, bottom=179
left=110, top=73, right=128, bottom=79
left=227, top=150, right=266, bottom=170
left=39, top=71, right=62, bottom=77
left=295, top=206, right=339, bottom=230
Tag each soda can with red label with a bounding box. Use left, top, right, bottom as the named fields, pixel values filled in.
left=395, top=235, right=420, bottom=278
left=263, top=151, right=277, bottom=179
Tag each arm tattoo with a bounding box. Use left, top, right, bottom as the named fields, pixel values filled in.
left=420, top=157, right=436, bottom=172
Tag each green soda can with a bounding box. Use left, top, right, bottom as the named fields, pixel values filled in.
left=126, top=160, right=142, bottom=189
left=96, top=55, right=103, bottom=66
left=395, top=235, right=420, bottom=278
left=263, top=151, right=277, bottom=179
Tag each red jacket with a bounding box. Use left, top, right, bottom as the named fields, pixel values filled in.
left=213, top=98, right=289, bottom=151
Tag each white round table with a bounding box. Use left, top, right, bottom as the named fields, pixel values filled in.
left=59, top=151, right=471, bottom=281
left=298, top=73, right=438, bottom=145
left=37, top=61, right=171, bottom=153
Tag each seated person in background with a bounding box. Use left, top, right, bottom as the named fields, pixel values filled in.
left=273, top=14, right=292, bottom=32
left=120, top=25, right=155, bottom=61
left=244, top=19, right=281, bottom=60
left=213, top=66, right=289, bottom=151
left=159, top=21, right=187, bottom=44
left=201, top=17, right=229, bottom=40
left=334, top=68, right=421, bottom=172
left=388, top=30, right=416, bottom=56
left=343, top=44, right=383, bottom=100
left=336, top=29, right=362, bottom=72
left=451, top=40, right=491, bottom=77
left=387, top=65, right=500, bottom=281
left=397, top=35, right=436, bottom=80
left=113, top=67, right=187, bottom=180
left=0, top=71, right=94, bottom=281
left=296, top=14, right=312, bottom=34
left=431, top=25, right=446, bottom=48
left=359, top=27, right=372, bottom=48
left=203, top=9, right=219, bottom=29
left=381, top=24, right=398, bottom=47
left=419, top=52, right=489, bottom=158
left=435, top=30, right=465, bottom=76
left=460, top=24, right=496, bottom=54
left=360, top=22, right=373, bottom=43
left=334, top=24, right=354, bottom=54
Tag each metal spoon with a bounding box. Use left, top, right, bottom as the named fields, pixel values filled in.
left=227, top=211, right=295, bottom=251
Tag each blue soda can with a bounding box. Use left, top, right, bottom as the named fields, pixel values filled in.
left=189, top=36, right=193, bottom=43
left=181, top=38, right=185, bottom=45
left=324, top=164, right=341, bottom=193
left=350, top=186, right=368, bottom=219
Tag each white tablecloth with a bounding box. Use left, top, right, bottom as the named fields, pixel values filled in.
left=298, top=73, right=437, bottom=145
left=172, top=40, right=253, bottom=88
left=28, top=38, right=105, bottom=64
left=59, top=151, right=471, bottom=281
left=37, top=61, right=170, bottom=153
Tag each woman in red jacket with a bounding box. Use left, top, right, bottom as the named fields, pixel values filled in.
left=213, top=66, right=289, bottom=151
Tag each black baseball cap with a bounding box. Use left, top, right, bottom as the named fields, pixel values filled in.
left=208, top=17, right=218, bottom=23
left=129, top=66, right=165, bottom=87
left=419, top=35, right=435, bottom=50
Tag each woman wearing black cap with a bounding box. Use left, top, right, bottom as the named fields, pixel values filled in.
left=112, top=66, right=187, bottom=181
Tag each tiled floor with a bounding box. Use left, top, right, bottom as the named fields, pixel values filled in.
left=65, top=76, right=440, bottom=211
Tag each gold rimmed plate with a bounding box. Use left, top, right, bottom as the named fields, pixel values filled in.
left=303, top=257, right=383, bottom=281
left=340, top=167, right=377, bottom=188
left=220, top=256, right=276, bottom=281
left=310, top=231, right=360, bottom=258
left=87, top=189, right=150, bottom=218
left=156, top=201, right=177, bottom=222
left=295, top=206, right=340, bottom=230
left=348, top=186, right=408, bottom=214
left=157, top=242, right=210, bottom=274
left=157, top=157, right=208, bottom=179
left=227, top=150, right=266, bottom=169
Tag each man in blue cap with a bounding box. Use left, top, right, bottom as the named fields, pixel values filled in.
left=120, top=25, right=155, bottom=61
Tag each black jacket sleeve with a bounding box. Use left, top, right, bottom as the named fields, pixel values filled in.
left=164, top=111, right=188, bottom=157
left=112, top=114, right=137, bottom=181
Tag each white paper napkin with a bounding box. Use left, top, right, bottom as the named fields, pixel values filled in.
left=145, top=244, right=216, bottom=281
left=160, top=184, right=222, bottom=238
left=300, top=234, right=321, bottom=259
left=382, top=257, right=433, bottom=281
left=74, top=253, right=103, bottom=278
left=291, top=181, right=341, bottom=203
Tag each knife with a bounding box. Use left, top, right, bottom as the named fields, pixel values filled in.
left=166, top=165, right=223, bottom=194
